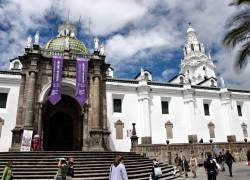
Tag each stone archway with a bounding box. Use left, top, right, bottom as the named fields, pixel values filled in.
left=42, top=95, right=82, bottom=151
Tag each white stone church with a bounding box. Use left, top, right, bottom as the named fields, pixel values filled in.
left=0, top=24, right=249, bottom=152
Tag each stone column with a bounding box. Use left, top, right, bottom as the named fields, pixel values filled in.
left=89, top=75, right=104, bottom=151
left=37, top=103, right=43, bottom=138
left=82, top=106, right=89, bottom=151
left=9, top=74, right=26, bottom=151
left=92, top=76, right=100, bottom=129
left=24, top=71, right=36, bottom=129
left=16, top=74, right=26, bottom=127
left=102, top=77, right=110, bottom=150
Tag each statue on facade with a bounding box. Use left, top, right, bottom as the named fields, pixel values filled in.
left=140, top=68, right=145, bottom=79
left=100, top=43, right=105, bottom=55
left=65, top=37, right=70, bottom=50
left=70, top=31, right=75, bottom=38
left=65, top=28, right=70, bottom=36
left=26, top=35, right=32, bottom=48
left=220, top=77, right=225, bottom=88
left=34, top=31, right=40, bottom=45
left=94, top=37, right=99, bottom=51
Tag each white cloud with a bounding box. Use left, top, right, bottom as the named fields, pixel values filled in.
left=0, top=0, right=248, bottom=89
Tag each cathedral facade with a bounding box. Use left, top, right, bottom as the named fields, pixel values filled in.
left=0, top=23, right=249, bottom=152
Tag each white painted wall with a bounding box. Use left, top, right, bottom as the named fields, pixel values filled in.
left=106, top=80, right=250, bottom=152
left=0, top=74, right=21, bottom=151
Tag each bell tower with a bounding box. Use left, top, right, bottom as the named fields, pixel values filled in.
left=180, top=23, right=217, bottom=86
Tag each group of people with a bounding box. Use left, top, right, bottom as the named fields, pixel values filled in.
left=174, top=149, right=236, bottom=179
left=108, top=155, right=162, bottom=180
left=1, top=149, right=248, bottom=180
left=174, top=154, right=197, bottom=178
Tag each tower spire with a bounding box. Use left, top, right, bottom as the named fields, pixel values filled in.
left=180, top=23, right=217, bottom=86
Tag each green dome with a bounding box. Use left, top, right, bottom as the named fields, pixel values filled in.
left=44, top=21, right=88, bottom=54
left=45, top=36, right=88, bottom=54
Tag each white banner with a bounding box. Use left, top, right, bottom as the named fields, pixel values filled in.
left=20, top=130, right=33, bottom=151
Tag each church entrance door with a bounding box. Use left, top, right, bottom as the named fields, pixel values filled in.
left=43, top=95, right=82, bottom=151
left=47, top=112, right=73, bottom=150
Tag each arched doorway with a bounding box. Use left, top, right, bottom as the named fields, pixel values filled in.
left=43, top=95, right=83, bottom=151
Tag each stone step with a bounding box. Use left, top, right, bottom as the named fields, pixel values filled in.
left=0, top=151, right=179, bottom=180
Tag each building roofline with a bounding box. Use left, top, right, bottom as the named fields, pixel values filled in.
left=0, top=70, right=21, bottom=75
left=134, top=69, right=152, bottom=79
left=196, top=77, right=217, bottom=85
left=168, top=73, right=185, bottom=82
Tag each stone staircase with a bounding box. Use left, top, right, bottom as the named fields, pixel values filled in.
left=0, top=151, right=179, bottom=180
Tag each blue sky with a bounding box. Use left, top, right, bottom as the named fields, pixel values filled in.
left=0, top=0, right=250, bottom=89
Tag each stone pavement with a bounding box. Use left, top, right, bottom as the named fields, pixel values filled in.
left=178, top=162, right=250, bottom=180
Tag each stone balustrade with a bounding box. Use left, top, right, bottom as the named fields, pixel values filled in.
left=131, top=142, right=250, bottom=165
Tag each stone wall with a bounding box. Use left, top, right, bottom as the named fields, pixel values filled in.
left=132, top=142, right=250, bottom=165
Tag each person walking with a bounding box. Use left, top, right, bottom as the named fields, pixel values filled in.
left=189, top=154, right=197, bottom=178
left=109, top=155, right=128, bottom=180
left=1, top=161, right=13, bottom=180
left=224, top=150, right=235, bottom=177
left=151, top=159, right=162, bottom=180
left=204, top=152, right=218, bottom=180
left=181, top=156, right=189, bottom=178
left=247, top=150, right=250, bottom=166
left=66, top=157, right=74, bottom=180
left=218, top=151, right=225, bottom=171
left=55, top=159, right=68, bottom=180
left=174, top=154, right=182, bottom=176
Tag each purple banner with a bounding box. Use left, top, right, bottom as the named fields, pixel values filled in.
left=48, top=56, right=64, bottom=105
left=75, top=57, right=88, bottom=106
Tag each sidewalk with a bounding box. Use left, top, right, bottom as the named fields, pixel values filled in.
left=181, top=162, right=250, bottom=180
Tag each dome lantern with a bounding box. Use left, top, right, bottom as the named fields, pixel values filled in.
left=44, top=21, right=88, bottom=54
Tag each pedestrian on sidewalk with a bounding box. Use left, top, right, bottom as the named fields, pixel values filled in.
left=109, top=155, right=128, bottom=180
left=66, top=157, right=74, bottom=180
left=151, top=159, right=162, bottom=180
left=189, top=154, right=197, bottom=178
left=218, top=151, right=225, bottom=171
left=174, top=154, right=182, bottom=176
left=204, top=152, right=218, bottom=180
left=225, top=150, right=235, bottom=177
left=1, top=161, right=13, bottom=180
left=181, top=156, right=189, bottom=178
left=55, top=158, right=68, bottom=180
left=247, top=150, right=250, bottom=166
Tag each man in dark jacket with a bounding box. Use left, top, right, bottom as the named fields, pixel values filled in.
left=224, top=150, right=235, bottom=177
left=204, top=152, right=217, bottom=180
left=174, top=154, right=182, bottom=176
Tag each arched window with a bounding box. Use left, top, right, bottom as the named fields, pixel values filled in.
left=199, top=44, right=201, bottom=51
left=191, top=44, right=194, bottom=51
left=242, top=123, right=248, bottom=138
left=203, top=66, right=206, bottom=71
left=165, top=121, right=173, bottom=139
left=145, top=73, right=149, bottom=81
left=185, top=47, right=187, bottom=54
left=208, top=122, right=215, bottom=138
left=180, top=76, right=184, bottom=84
left=211, top=80, right=215, bottom=87
left=13, top=62, right=20, bottom=69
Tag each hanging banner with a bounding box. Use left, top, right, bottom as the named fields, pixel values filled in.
left=20, top=130, right=33, bottom=152
left=75, top=57, right=88, bottom=106
left=48, top=56, right=64, bottom=105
